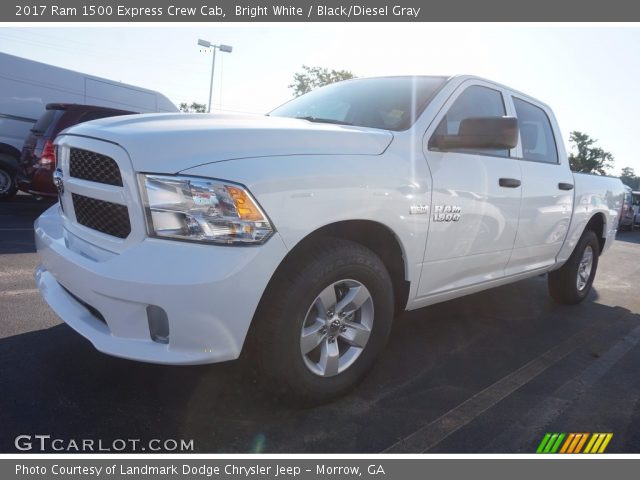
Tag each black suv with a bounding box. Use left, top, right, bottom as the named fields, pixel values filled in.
left=16, top=103, right=135, bottom=198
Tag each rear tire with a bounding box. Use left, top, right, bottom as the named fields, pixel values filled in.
left=247, top=238, right=394, bottom=405
left=0, top=154, right=18, bottom=201
left=548, top=229, right=599, bottom=305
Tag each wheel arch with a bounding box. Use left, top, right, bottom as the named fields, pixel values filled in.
left=0, top=143, right=21, bottom=159
left=584, top=212, right=606, bottom=254
left=259, top=220, right=410, bottom=320
left=0, top=143, right=20, bottom=174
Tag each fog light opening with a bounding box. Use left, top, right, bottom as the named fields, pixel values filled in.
left=147, top=305, right=170, bottom=344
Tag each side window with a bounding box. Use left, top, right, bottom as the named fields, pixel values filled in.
left=513, top=97, right=558, bottom=164
left=430, top=85, right=508, bottom=157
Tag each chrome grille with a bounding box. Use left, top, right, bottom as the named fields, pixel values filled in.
left=72, top=193, right=131, bottom=239
left=69, top=147, right=123, bottom=186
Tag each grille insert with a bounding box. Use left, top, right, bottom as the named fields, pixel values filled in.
left=69, top=148, right=123, bottom=186
left=72, top=193, right=131, bottom=239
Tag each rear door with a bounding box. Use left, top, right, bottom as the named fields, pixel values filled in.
left=504, top=95, right=574, bottom=275
left=417, top=81, right=522, bottom=298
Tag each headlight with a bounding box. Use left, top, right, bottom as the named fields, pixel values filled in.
left=138, top=174, right=274, bottom=245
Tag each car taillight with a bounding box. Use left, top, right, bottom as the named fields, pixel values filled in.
left=38, top=140, right=56, bottom=169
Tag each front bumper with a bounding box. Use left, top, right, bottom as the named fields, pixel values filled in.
left=35, top=204, right=288, bottom=365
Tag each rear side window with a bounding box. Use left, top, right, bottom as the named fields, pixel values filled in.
left=431, top=85, right=508, bottom=157
left=513, top=97, right=558, bottom=164
left=31, top=109, right=62, bottom=135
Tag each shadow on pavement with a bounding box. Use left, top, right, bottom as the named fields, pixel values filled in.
left=615, top=229, right=640, bottom=245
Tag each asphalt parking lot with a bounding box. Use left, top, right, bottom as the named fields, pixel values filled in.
left=2, top=192, right=640, bottom=453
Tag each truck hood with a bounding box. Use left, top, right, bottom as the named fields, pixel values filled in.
left=60, top=112, right=394, bottom=173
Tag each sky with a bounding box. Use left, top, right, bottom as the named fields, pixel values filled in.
left=0, top=24, right=638, bottom=173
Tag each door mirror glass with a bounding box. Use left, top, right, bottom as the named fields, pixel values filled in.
left=430, top=116, right=519, bottom=151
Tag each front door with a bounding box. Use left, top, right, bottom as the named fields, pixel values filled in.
left=417, top=82, right=522, bottom=298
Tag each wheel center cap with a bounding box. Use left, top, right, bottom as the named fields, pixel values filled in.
left=329, top=319, right=341, bottom=331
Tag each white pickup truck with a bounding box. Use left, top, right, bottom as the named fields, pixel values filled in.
left=35, top=75, right=624, bottom=403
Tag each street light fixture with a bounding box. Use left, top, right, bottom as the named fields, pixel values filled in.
left=197, top=39, right=233, bottom=113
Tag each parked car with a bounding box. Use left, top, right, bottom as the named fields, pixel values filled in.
left=34, top=75, right=624, bottom=404
left=619, top=185, right=635, bottom=230
left=0, top=52, right=177, bottom=200
left=16, top=103, right=136, bottom=198
left=632, top=191, right=640, bottom=228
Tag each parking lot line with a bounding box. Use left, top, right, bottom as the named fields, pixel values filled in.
left=0, top=288, right=38, bottom=297
left=476, top=319, right=640, bottom=453
left=383, top=325, right=602, bottom=453
left=0, top=269, right=33, bottom=278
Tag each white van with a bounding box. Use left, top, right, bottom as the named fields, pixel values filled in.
left=0, top=52, right=177, bottom=199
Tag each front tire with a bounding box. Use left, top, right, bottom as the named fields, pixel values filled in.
left=548, top=229, right=599, bottom=305
left=248, top=238, right=394, bottom=405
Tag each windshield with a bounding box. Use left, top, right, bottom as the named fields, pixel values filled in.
left=270, top=76, right=447, bottom=131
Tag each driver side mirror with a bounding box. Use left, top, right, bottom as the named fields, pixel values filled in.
left=430, top=116, right=519, bottom=151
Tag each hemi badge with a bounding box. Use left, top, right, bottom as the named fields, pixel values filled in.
left=409, top=204, right=429, bottom=215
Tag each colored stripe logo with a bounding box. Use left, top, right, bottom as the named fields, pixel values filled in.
left=536, top=433, right=613, bottom=453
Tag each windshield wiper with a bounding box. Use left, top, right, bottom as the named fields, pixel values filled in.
left=294, top=116, right=353, bottom=126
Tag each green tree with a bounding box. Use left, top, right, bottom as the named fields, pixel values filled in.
left=289, top=65, right=356, bottom=97
left=179, top=102, right=207, bottom=113
left=568, top=131, right=614, bottom=175
left=620, top=166, right=639, bottom=189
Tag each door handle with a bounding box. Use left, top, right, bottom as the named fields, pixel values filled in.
left=499, top=178, right=521, bottom=188
left=558, top=182, right=574, bottom=190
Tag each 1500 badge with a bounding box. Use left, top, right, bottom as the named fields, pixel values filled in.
left=433, top=205, right=461, bottom=222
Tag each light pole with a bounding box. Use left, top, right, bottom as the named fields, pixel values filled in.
left=198, top=39, right=233, bottom=113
